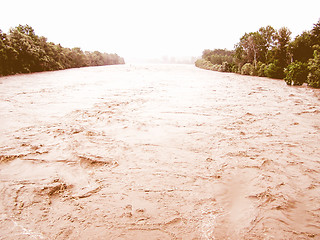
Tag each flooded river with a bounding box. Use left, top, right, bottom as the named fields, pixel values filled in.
left=0, top=64, right=320, bottom=239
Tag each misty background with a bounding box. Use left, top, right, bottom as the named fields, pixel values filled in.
left=1, top=0, right=320, bottom=63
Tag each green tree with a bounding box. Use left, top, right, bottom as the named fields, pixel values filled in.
left=235, top=29, right=275, bottom=68
left=311, top=19, right=320, bottom=46
left=258, top=26, right=277, bottom=49
left=290, top=31, right=314, bottom=63
left=1, top=24, right=125, bottom=76
left=273, top=27, right=292, bottom=68
left=284, top=61, right=309, bottom=85
left=237, top=32, right=260, bottom=66
left=0, top=29, right=8, bottom=75
left=8, top=25, right=46, bottom=73
left=258, top=26, right=277, bottom=63
left=234, top=42, right=245, bottom=69
left=307, top=45, right=320, bottom=88
left=202, top=49, right=213, bottom=60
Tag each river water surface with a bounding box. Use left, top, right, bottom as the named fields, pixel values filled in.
left=0, top=64, right=320, bottom=239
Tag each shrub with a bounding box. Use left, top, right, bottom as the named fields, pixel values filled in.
left=232, top=64, right=239, bottom=73
left=257, top=62, right=267, bottom=77
left=211, top=64, right=222, bottom=71
left=213, top=64, right=219, bottom=71
left=195, top=59, right=214, bottom=70
left=241, top=63, right=255, bottom=75
left=284, top=61, right=308, bottom=86
left=251, top=67, right=258, bottom=76
left=265, top=60, right=284, bottom=79
left=221, top=61, right=232, bottom=72
left=307, top=47, right=320, bottom=88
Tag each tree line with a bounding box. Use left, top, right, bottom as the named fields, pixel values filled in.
left=0, top=24, right=125, bottom=76
left=196, top=19, right=320, bottom=88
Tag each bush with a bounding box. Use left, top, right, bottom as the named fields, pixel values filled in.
left=212, top=64, right=223, bottom=71
left=284, top=61, right=308, bottom=86
left=195, top=59, right=214, bottom=70
left=221, top=61, right=232, bottom=72
left=232, top=65, right=239, bottom=73
left=265, top=60, right=284, bottom=79
left=307, top=47, right=320, bottom=88
left=257, top=62, right=267, bottom=77
left=212, top=64, right=219, bottom=71
left=241, top=63, right=255, bottom=75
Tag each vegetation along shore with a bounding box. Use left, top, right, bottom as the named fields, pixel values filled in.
left=196, top=19, right=320, bottom=88
left=0, top=24, right=125, bottom=77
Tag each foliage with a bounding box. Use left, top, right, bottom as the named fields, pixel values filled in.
left=290, top=31, right=314, bottom=62
left=221, top=61, right=232, bottom=72
left=195, top=59, right=214, bottom=70
left=232, top=64, right=239, bottom=73
left=239, top=32, right=264, bottom=66
left=234, top=26, right=276, bottom=67
left=202, top=49, right=234, bottom=59
left=258, top=26, right=277, bottom=51
left=273, top=27, right=292, bottom=68
left=257, top=62, right=267, bottom=77
left=265, top=60, right=284, bottom=79
left=0, top=30, right=8, bottom=75
left=311, top=19, right=320, bottom=46
left=234, top=26, right=291, bottom=78
left=307, top=46, right=320, bottom=88
left=241, top=63, right=255, bottom=75
left=196, top=19, right=320, bottom=88
left=195, top=58, right=234, bottom=73
left=202, top=49, right=234, bottom=69
left=209, top=54, right=233, bottom=65
left=284, top=61, right=309, bottom=86
left=0, top=24, right=125, bottom=77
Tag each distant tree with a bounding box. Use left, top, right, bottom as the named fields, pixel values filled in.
left=0, top=24, right=125, bottom=77
left=15, top=24, right=36, bottom=38
left=247, top=33, right=261, bottom=67
left=290, top=31, right=314, bottom=63
left=258, top=26, right=277, bottom=62
left=234, top=43, right=246, bottom=68
left=201, top=49, right=235, bottom=71
left=258, top=26, right=277, bottom=49
left=0, top=29, right=8, bottom=75
left=69, top=47, right=87, bottom=68
left=311, top=19, right=320, bottom=46
left=209, top=54, right=233, bottom=65
left=197, top=20, right=320, bottom=88
left=211, top=49, right=234, bottom=56
left=273, top=27, right=292, bottom=68
left=202, top=49, right=213, bottom=60
left=235, top=29, right=274, bottom=68
left=8, top=27, right=33, bottom=73
left=307, top=45, right=320, bottom=88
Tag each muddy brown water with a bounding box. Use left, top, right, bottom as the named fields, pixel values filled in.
left=0, top=64, right=320, bottom=239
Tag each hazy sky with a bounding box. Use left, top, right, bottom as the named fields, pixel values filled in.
left=1, top=0, right=320, bottom=61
